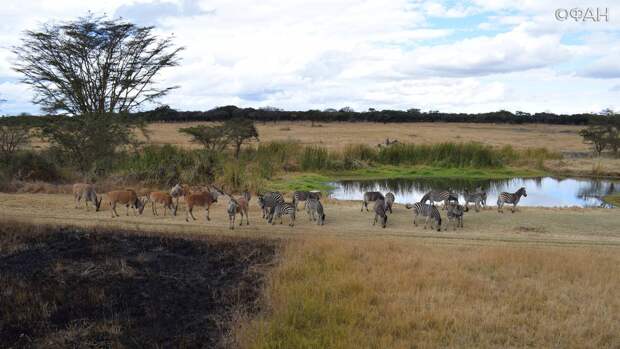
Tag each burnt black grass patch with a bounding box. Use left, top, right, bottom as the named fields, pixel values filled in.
left=0, top=222, right=279, bottom=348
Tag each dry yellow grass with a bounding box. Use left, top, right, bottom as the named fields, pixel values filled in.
left=1, top=193, right=619, bottom=247
left=241, top=238, right=620, bottom=348
left=144, top=121, right=588, bottom=152
left=2, top=192, right=619, bottom=347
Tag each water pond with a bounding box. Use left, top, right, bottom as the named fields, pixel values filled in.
left=328, top=177, right=620, bottom=208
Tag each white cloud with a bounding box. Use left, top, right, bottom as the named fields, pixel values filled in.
left=0, top=0, right=619, bottom=115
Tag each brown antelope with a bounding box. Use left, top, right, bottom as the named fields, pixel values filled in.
left=185, top=187, right=221, bottom=222
left=106, top=189, right=145, bottom=218
left=72, top=183, right=102, bottom=212
left=227, top=196, right=249, bottom=229
left=148, top=191, right=177, bottom=216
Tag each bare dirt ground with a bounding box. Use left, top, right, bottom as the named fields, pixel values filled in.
left=144, top=121, right=588, bottom=152
left=0, top=223, right=277, bottom=348
left=1, top=193, right=618, bottom=247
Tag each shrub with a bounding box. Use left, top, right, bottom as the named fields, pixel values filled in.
left=2, top=151, right=62, bottom=182
left=300, top=146, right=330, bottom=171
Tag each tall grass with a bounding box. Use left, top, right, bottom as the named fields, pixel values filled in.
left=300, top=146, right=330, bottom=171
left=377, top=142, right=502, bottom=167
left=239, top=238, right=620, bottom=348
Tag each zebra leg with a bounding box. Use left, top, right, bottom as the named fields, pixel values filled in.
left=413, top=213, right=417, bottom=226
left=373, top=214, right=377, bottom=226
left=189, top=207, right=197, bottom=221
left=290, top=213, right=295, bottom=227
left=512, top=203, right=516, bottom=213
left=424, top=216, right=429, bottom=229
left=361, top=201, right=366, bottom=212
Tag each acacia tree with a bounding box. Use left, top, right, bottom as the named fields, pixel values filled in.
left=179, top=124, right=231, bottom=152
left=224, top=118, right=258, bottom=158
left=12, top=16, right=182, bottom=171
left=179, top=118, right=258, bottom=158
left=579, top=114, right=620, bottom=156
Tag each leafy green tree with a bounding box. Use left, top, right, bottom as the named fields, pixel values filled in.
left=579, top=114, right=620, bottom=156
left=12, top=16, right=182, bottom=171
left=179, top=124, right=230, bottom=152
left=224, top=118, right=258, bottom=159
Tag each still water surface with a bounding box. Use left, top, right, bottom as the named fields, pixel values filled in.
left=328, top=177, right=619, bottom=208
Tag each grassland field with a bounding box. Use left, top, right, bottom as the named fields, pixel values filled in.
left=145, top=121, right=620, bottom=178
left=1, top=193, right=619, bottom=347
left=5, top=120, right=620, bottom=347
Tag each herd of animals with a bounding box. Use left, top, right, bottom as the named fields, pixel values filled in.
left=71, top=183, right=528, bottom=231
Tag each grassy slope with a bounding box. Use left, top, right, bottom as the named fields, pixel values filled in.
left=241, top=238, right=620, bottom=348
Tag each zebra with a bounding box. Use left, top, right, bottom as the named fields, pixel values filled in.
left=497, top=187, right=527, bottom=213
left=305, top=198, right=326, bottom=225
left=405, top=202, right=442, bottom=231
left=420, top=190, right=457, bottom=210
left=361, top=191, right=384, bottom=212
left=292, top=190, right=321, bottom=209
left=269, top=202, right=296, bottom=226
left=227, top=196, right=249, bottom=230
left=463, top=189, right=487, bottom=212
left=258, top=192, right=284, bottom=220
left=372, top=199, right=388, bottom=228
left=446, top=202, right=465, bottom=230
left=384, top=192, right=395, bottom=214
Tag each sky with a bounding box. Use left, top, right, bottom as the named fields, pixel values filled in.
left=1, top=0, right=619, bottom=115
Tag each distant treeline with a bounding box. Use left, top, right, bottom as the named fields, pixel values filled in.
left=1, top=105, right=595, bottom=126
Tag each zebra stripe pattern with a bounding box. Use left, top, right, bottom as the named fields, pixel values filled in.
left=258, top=192, right=284, bottom=220
left=497, top=187, right=527, bottom=213
left=305, top=198, right=326, bottom=225
left=362, top=191, right=385, bottom=212
left=293, top=191, right=321, bottom=209
left=405, top=202, right=442, bottom=231
left=420, top=190, right=457, bottom=209
left=447, top=202, right=464, bottom=230
left=463, top=189, right=486, bottom=212
left=373, top=199, right=388, bottom=228
left=269, top=202, right=296, bottom=226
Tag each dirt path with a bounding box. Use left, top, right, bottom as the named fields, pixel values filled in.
left=1, top=193, right=618, bottom=247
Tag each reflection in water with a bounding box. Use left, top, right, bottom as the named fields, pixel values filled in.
left=329, top=177, right=619, bottom=208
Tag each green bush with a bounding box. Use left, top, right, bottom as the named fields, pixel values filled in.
left=300, top=146, right=330, bottom=171
left=1, top=151, right=62, bottom=182
left=376, top=143, right=503, bottom=168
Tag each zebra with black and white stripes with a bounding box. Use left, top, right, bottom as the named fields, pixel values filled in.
left=420, top=190, right=457, bottom=210
left=373, top=199, right=388, bottom=228
left=258, top=192, right=284, bottom=220
left=293, top=190, right=321, bottom=209
left=384, top=192, right=395, bottom=214
left=361, top=191, right=384, bottom=212
left=405, top=202, right=442, bottom=231
left=305, top=198, right=326, bottom=225
left=497, top=187, right=527, bottom=213
left=447, top=202, right=465, bottom=230
left=463, top=189, right=487, bottom=212
left=269, top=201, right=296, bottom=226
